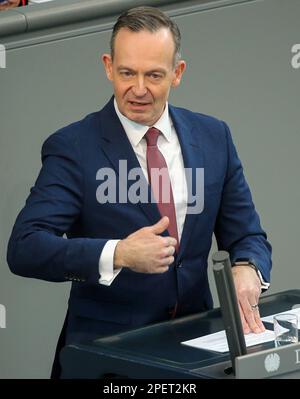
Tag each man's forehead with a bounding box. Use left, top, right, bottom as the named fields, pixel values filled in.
left=114, top=27, right=173, bottom=44
left=113, top=28, right=175, bottom=64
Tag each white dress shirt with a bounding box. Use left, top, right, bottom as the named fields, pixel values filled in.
left=98, top=100, right=187, bottom=285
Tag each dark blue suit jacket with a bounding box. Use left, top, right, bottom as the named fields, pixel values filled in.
left=7, top=97, right=271, bottom=345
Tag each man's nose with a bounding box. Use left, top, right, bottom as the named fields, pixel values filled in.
left=132, top=77, right=147, bottom=97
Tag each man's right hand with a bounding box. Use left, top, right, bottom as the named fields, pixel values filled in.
left=114, top=216, right=177, bottom=274
left=0, top=0, right=20, bottom=11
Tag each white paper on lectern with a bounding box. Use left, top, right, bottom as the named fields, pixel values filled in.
left=181, top=329, right=275, bottom=353
left=261, top=307, right=300, bottom=327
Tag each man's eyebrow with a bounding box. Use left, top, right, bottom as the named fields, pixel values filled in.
left=146, top=69, right=167, bottom=75
left=117, top=66, right=167, bottom=75
left=117, top=66, right=135, bottom=71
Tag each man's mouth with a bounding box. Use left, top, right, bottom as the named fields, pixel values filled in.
left=128, top=101, right=150, bottom=106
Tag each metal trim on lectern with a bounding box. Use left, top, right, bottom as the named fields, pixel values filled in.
left=235, top=342, right=300, bottom=379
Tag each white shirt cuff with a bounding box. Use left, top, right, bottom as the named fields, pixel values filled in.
left=98, top=240, right=122, bottom=286
left=257, top=269, right=270, bottom=290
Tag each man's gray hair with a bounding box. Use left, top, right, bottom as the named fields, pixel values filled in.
left=110, top=6, right=182, bottom=66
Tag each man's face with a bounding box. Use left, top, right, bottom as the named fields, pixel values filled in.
left=102, top=28, right=186, bottom=126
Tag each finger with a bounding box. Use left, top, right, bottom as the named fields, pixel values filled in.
left=238, top=302, right=251, bottom=334
left=156, top=266, right=170, bottom=274
left=162, top=236, right=177, bottom=247
left=252, top=306, right=265, bottom=331
left=161, top=245, right=176, bottom=257
left=240, top=297, right=263, bottom=333
left=148, top=216, right=169, bottom=235
left=248, top=297, right=265, bottom=332
left=160, top=256, right=175, bottom=266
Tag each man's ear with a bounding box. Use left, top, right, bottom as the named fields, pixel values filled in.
left=102, top=54, right=113, bottom=81
left=171, top=60, right=186, bottom=88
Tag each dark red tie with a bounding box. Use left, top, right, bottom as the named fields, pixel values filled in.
left=145, top=127, right=179, bottom=253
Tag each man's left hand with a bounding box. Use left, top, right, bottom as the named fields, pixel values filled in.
left=232, top=265, right=265, bottom=334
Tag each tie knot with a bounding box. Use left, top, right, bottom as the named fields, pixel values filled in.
left=145, top=127, right=160, bottom=147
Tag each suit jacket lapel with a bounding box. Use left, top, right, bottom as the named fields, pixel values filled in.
left=169, top=105, right=205, bottom=259
left=98, top=98, right=161, bottom=225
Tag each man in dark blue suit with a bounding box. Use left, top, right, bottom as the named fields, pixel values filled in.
left=7, top=6, right=271, bottom=377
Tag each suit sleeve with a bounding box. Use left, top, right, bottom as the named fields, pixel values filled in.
left=7, top=131, right=108, bottom=284
left=214, top=122, right=272, bottom=282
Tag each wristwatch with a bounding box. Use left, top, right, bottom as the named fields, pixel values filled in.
left=233, top=258, right=269, bottom=291
left=232, top=258, right=259, bottom=276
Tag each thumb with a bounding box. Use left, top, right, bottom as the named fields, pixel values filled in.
left=149, top=216, right=169, bottom=235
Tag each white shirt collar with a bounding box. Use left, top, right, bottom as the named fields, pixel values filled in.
left=113, top=98, right=172, bottom=147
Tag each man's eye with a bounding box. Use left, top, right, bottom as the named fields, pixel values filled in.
left=120, top=71, right=133, bottom=77
left=150, top=74, right=162, bottom=79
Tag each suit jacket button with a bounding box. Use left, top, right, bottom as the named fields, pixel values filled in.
left=177, top=262, right=182, bottom=268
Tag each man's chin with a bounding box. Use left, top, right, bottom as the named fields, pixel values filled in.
left=125, top=111, right=152, bottom=126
